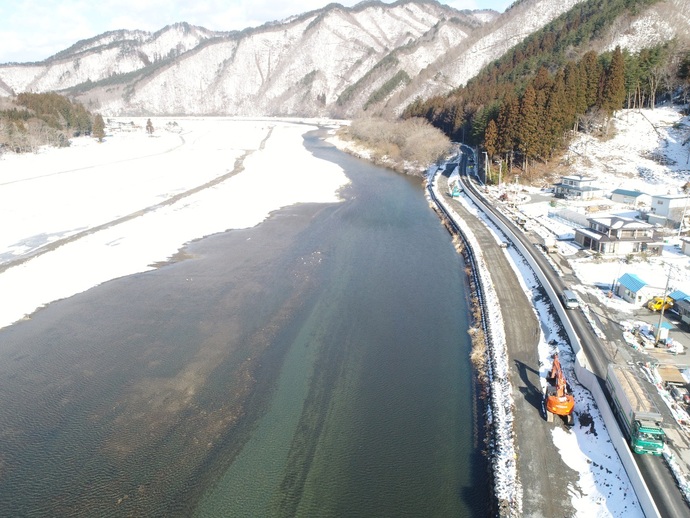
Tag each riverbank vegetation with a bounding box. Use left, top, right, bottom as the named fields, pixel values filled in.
left=338, top=117, right=451, bottom=175
left=0, top=92, right=94, bottom=154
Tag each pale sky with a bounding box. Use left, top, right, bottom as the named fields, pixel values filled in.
left=0, top=0, right=512, bottom=64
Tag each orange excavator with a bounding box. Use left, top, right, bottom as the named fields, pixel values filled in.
left=544, top=353, right=575, bottom=425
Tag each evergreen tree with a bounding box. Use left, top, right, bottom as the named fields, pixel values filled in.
left=497, top=94, right=520, bottom=172
left=544, top=69, right=568, bottom=158
left=93, top=114, right=105, bottom=142
left=518, top=85, right=539, bottom=169
left=563, top=62, right=581, bottom=129
left=601, top=46, right=626, bottom=115
left=146, top=118, right=154, bottom=135
left=580, top=51, right=601, bottom=109
left=484, top=119, right=498, bottom=160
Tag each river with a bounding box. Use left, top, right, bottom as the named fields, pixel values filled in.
left=0, top=129, right=489, bottom=516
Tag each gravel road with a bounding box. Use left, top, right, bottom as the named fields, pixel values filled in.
left=438, top=172, right=578, bottom=517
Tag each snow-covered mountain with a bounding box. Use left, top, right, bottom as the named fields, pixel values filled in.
left=0, top=23, right=220, bottom=99
left=0, top=0, right=688, bottom=117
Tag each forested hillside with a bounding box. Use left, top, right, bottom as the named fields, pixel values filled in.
left=0, top=93, right=93, bottom=153
left=403, top=0, right=690, bottom=179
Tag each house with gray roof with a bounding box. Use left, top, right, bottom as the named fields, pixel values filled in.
left=574, top=215, right=663, bottom=255
left=553, top=175, right=603, bottom=200
left=610, top=189, right=650, bottom=208
left=616, top=273, right=655, bottom=305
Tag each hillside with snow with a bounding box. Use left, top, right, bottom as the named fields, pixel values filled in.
left=517, top=105, right=690, bottom=302
left=1, top=0, right=689, bottom=118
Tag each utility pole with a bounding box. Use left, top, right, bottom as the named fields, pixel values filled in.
left=498, top=161, right=502, bottom=187
left=655, top=264, right=672, bottom=343
left=483, top=151, right=489, bottom=183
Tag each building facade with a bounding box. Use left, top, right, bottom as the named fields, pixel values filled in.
left=574, top=215, right=662, bottom=255
left=610, top=189, right=651, bottom=208
left=553, top=175, right=603, bottom=200
left=648, top=194, right=690, bottom=228
left=616, top=273, right=655, bottom=305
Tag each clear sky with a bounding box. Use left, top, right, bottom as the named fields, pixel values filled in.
left=0, top=0, right=513, bottom=64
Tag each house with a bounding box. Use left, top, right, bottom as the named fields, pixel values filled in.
left=553, top=175, right=603, bottom=200
left=648, top=194, right=690, bottom=228
left=616, top=273, right=655, bottom=305
left=610, top=189, right=651, bottom=208
left=574, top=215, right=663, bottom=255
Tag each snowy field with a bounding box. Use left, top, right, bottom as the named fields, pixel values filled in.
left=0, top=117, right=349, bottom=331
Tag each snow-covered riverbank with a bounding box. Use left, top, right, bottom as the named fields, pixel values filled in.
left=0, top=117, right=350, bottom=330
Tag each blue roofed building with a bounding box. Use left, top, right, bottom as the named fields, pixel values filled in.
left=669, top=290, right=690, bottom=303
left=616, top=273, right=655, bottom=305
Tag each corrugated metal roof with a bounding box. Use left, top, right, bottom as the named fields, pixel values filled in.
left=669, top=290, right=689, bottom=302
left=618, top=273, right=647, bottom=292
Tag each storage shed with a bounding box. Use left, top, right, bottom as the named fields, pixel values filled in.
left=616, top=273, right=654, bottom=305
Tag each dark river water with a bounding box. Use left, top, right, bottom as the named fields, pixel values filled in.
left=0, top=129, right=489, bottom=516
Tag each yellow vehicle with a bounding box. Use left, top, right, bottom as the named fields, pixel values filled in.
left=647, top=296, right=673, bottom=312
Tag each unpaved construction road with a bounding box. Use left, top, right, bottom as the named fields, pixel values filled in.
left=437, top=171, right=578, bottom=517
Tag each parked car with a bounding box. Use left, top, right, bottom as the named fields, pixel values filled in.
left=647, top=296, right=673, bottom=312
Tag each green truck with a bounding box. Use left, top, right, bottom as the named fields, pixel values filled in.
left=606, top=364, right=665, bottom=456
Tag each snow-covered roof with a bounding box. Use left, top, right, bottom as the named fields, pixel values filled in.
left=618, top=272, right=648, bottom=292
left=588, top=215, right=651, bottom=230
left=554, top=183, right=602, bottom=193
left=576, top=227, right=604, bottom=241
left=561, top=175, right=594, bottom=182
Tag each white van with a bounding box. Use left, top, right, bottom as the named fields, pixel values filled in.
left=561, top=289, right=579, bottom=309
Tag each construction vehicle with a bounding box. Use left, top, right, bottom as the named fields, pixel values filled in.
left=647, top=296, right=673, bottom=312
left=606, top=364, right=665, bottom=455
left=544, top=354, right=575, bottom=425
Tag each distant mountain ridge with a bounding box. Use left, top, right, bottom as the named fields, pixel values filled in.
left=0, top=0, right=687, bottom=117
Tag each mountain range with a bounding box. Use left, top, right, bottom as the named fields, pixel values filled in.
left=0, top=0, right=688, bottom=118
